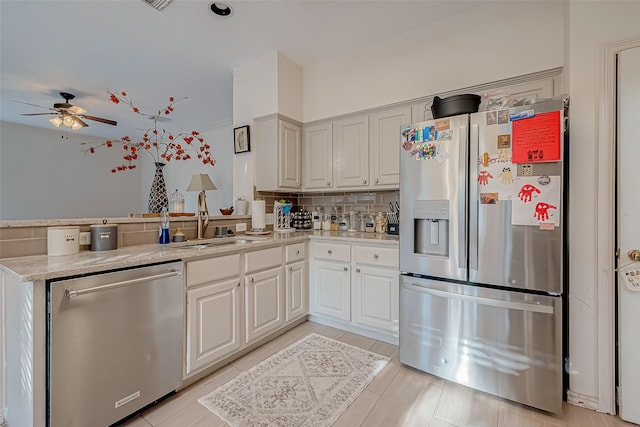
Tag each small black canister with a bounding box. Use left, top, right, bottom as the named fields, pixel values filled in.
left=90, top=220, right=118, bottom=251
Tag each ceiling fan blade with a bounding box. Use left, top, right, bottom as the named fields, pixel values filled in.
left=12, top=100, right=53, bottom=110
left=21, top=112, right=56, bottom=116
left=82, top=115, right=117, bottom=126
left=68, top=105, right=87, bottom=115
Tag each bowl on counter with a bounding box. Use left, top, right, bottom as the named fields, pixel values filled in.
left=219, top=207, right=234, bottom=215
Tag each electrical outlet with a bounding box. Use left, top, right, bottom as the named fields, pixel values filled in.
left=79, top=232, right=91, bottom=245
left=236, top=222, right=247, bottom=232
left=265, top=213, right=274, bottom=225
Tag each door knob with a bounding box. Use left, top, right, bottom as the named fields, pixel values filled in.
left=629, top=250, right=640, bottom=262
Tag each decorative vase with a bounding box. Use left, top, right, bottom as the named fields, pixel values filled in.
left=148, top=162, right=168, bottom=213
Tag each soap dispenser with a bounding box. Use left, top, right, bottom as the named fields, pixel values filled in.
left=159, top=207, right=170, bottom=244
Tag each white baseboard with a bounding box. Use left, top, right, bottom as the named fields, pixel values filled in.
left=308, top=314, right=398, bottom=345
left=567, top=390, right=600, bottom=411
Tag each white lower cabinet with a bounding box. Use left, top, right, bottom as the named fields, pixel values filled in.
left=285, top=260, right=307, bottom=322
left=351, top=266, right=399, bottom=335
left=311, top=260, right=351, bottom=321
left=309, top=240, right=399, bottom=344
left=245, top=266, right=284, bottom=344
left=186, top=278, right=242, bottom=375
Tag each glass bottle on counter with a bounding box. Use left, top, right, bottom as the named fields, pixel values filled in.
left=365, top=214, right=375, bottom=232
left=348, top=211, right=357, bottom=232
left=313, top=206, right=323, bottom=230
left=330, top=206, right=340, bottom=231
left=338, top=214, right=349, bottom=231
left=169, top=189, right=184, bottom=213
left=322, top=214, right=332, bottom=231
left=375, top=212, right=387, bottom=233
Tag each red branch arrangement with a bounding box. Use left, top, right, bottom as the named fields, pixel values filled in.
left=83, top=90, right=215, bottom=173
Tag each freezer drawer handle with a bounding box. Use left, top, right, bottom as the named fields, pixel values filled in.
left=65, top=270, right=182, bottom=298
left=404, top=281, right=554, bottom=314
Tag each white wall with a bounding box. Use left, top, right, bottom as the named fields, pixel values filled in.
left=0, top=121, right=143, bottom=220
left=567, top=0, right=640, bottom=404
left=0, top=120, right=234, bottom=220
left=303, top=1, right=564, bottom=122
left=231, top=52, right=303, bottom=202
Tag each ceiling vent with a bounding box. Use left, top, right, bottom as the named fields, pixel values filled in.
left=142, top=0, right=173, bottom=10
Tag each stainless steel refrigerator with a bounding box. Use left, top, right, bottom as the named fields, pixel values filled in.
left=399, top=97, right=568, bottom=414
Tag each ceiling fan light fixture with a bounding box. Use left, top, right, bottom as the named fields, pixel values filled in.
left=49, top=116, right=63, bottom=127
left=71, top=120, right=84, bottom=131
left=209, top=2, right=232, bottom=17
left=62, top=114, right=75, bottom=127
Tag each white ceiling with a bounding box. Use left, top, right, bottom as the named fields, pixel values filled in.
left=1, top=0, right=483, bottom=139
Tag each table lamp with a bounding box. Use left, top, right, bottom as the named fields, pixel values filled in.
left=186, top=174, right=217, bottom=239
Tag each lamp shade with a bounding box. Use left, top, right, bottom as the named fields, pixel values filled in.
left=186, top=174, right=217, bottom=191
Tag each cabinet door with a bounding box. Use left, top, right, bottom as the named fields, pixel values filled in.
left=333, top=115, right=369, bottom=188
left=285, top=260, right=307, bottom=322
left=370, top=106, right=411, bottom=187
left=245, top=266, right=284, bottom=343
left=303, top=122, right=333, bottom=190
left=352, top=266, right=399, bottom=334
left=310, top=261, right=350, bottom=321
left=186, top=278, right=242, bottom=375
left=278, top=119, right=302, bottom=189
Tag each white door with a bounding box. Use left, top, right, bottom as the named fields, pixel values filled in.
left=303, top=122, right=333, bottom=190
left=370, top=106, right=411, bottom=187
left=617, top=45, right=640, bottom=424
left=278, top=119, right=301, bottom=189
left=186, top=278, right=241, bottom=374
left=351, top=266, right=399, bottom=334
left=311, top=261, right=351, bottom=321
left=285, top=260, right=307, bottom=322
left=245, top=267, right=284, bottom=343
left=333, top=115, right=369, bottom=188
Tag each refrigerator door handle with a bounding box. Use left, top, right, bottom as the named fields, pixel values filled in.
left=403, top=280, right=554, bottom=314
left=469, top=123, right=480, bottom=271
left=458, top=124, right=468, bottom=270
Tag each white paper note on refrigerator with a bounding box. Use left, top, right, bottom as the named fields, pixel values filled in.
left=511, top=176, right=561, bottom=226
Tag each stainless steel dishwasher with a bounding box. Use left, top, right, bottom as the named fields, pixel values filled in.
left=47, top=261, right=184, bottom=427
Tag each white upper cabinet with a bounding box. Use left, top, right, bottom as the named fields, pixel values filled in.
left=254, top=114, right=302, bottom=191
left=303, top=122, right=333, bottom=190
left=333, top=115, right=369, bottom=189
left=370, top=106, right=411, bottom=187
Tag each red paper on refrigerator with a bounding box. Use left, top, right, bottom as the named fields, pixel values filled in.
left=511, top=111, right=561, bottom=163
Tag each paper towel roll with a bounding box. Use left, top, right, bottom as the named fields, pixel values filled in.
left=251, top=200, right=266, bottom=231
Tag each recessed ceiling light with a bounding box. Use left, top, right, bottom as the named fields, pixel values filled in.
left=209, top=2, right=232, bottom=17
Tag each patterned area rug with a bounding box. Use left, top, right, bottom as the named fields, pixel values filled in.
left=198, top=333, right=390, bottom=427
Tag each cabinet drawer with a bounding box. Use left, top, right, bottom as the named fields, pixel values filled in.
left=285, top=242, right=306, bottom=263
left=187, top=254, right=241, bottom=287
left=312, top=241, right=350, bottom=262
left=353, top=245, right=398, bottom=268
left=245, top=246, right=283, bottom=273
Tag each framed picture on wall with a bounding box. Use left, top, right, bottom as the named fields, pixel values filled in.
left=234, top=125, right=250, bottom=154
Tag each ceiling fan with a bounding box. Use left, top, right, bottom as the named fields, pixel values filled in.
left=18, top=92, right=117, bottom=130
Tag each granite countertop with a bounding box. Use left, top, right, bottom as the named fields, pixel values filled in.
left=0, top=230, right=398, bottom=282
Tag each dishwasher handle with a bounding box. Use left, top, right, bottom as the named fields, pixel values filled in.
left=65, top=270, right=182, bottom=298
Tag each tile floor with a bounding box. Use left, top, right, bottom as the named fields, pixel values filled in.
left=121, top=321, right=635, bottom=427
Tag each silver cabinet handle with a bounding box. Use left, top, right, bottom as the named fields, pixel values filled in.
left=250, top=277, right=254, bottom=282
left=65, top=270, right=181, bottom=298
left=327, top=181, right=331, bottom=186
left=237, top=282, right=240, bottom=287
left=289, top=266, right=293, bottom=271
left=362, top=179, right=367, bottom=184
left=374, top=179, right=379, bottom=184
left=356, top=268, right=361, bottom=273
left=328, top=250, right=332, bottom=254
left=373, top=254, right=379, bottom=259
left=343, top=267, right=348, bottom=271
left=296, top=250, right=300, bottom=255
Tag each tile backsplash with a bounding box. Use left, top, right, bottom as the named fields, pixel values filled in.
left=254, top=188, right=399, bottom=215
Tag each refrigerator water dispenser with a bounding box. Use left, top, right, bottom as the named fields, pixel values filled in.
left=414, top=200, right=449, bottom=256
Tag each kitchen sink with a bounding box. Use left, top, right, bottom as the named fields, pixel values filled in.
left=172, top=235, right=269, bottom=250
